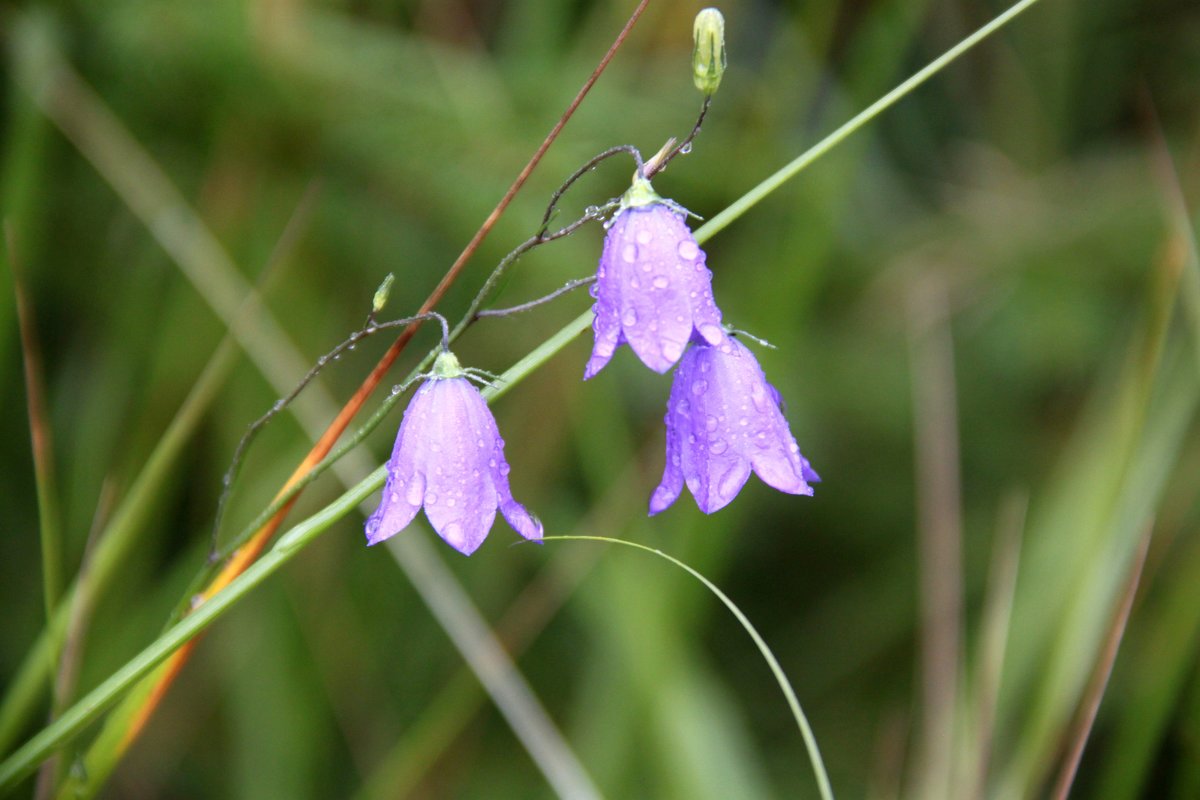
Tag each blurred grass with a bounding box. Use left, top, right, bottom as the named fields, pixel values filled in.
left=3, top=0, right=1200, bottom=798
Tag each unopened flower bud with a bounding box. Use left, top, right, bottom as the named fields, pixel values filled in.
left=692, top=8, right=726, bottom=95
left=372, top=273, right=395, bottom=314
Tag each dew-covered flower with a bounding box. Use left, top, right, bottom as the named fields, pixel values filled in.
left=585, top=178, right=725, bottom=379
left=365, top=351, right=542, bottom=555
left=650, top=337, right=819, bottom=515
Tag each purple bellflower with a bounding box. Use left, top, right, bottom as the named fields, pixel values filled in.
left=585, top=177, right=725, bottom=379
left=650, top=335, right=819, bottom=515
left=365, top=350, right=542, bottom=555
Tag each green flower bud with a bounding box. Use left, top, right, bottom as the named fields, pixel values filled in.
left=372, top=272, right=395, bottom=314
left=692, top=8, right=726, bottom=96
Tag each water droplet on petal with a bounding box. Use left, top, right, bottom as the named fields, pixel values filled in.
left=718, top=464, right=744, bottom=500
left=622, top=309, right=638, bottom=327
left=390, top=491, right=399, bottom=504
left=705, top=415, right=719, bottom=432
left=677, top=240, right=699, bottom=260
left=708, top=439, right=728, bottom=455
left=499, top=462, right=511, bottom=477
left=691, top=379, right=708, bottom=396
left=652, top=275, right=670, bottom=289
left=699, top=323, right=724, bottom=343
left=447, top=497, right=457, bottom=507
left=443, top=522, right=464, bottom=545
left=636, top=229, right=653, bottom=245
left=622, top=243, right=638, bottom=263
left=750, top=381, right=770, bottom=412
left=588, top=284, right=599, bottom=298
left=661, top=341, right=684, bottom=362
left=688, top=434, right=697, bottom=444
left=755, top=430, right=772, bottom=448
left=425, top=492, right=438, bottom=505
left=405, top=476, right=425, bottom=505
left=671, top=454, right=681, bottom=466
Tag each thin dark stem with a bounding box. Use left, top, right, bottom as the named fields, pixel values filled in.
left=539, top=145, right=642, bottom=235
left=209, top=311, right=448, bottom=558
left=477, top=276, right=597, bottom=318
left=645, top=95, right=712, bottom=178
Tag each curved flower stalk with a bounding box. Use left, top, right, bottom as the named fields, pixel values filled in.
left=651, top=336, right=819, bottom=515
left=585, top=176, right=725, bottom=378
left=366, top=350, right=542, bottom=555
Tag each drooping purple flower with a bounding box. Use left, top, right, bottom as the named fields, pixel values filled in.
left=365, top=351, right=542, bottom=555
left=650, top=337, right=819, bottom=515
left=585, top=179, right=725, bottom=379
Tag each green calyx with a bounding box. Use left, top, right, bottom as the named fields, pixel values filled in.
left=430, top=349, right=465, bottom=379
left=620, top=175, right=662, bottom=211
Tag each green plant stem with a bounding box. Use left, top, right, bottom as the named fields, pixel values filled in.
left=693, top=0, right=1045, bottom=244
left=539, top=535, right=835, bottom=800
left=0, top=467, right=381, bottom=794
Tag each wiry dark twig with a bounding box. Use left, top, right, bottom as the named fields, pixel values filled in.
left=209, top=311, right=449, bottom=559
left=477, top=277, right=597, bottom=318
left=645, top=96, right=712, bottom=179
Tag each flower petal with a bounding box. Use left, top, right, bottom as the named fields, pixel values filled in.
left=587, top=202, right=725, bottom=376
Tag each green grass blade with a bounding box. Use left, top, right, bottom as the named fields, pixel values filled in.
left=540, top=535, right=836, bottom=800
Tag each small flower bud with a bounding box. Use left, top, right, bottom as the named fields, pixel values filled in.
left=692, top=8, right=726, bottom=96
left=372, top=273, right=395, bottom=314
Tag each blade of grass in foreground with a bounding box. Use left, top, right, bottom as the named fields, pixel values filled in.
left=540, top=536, right=836, bottom=800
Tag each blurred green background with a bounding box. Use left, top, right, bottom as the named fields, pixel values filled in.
left=2, top=0, right=1199, bottom=797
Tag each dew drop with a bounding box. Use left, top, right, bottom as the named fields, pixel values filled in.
left=636, top=229, right=653, bottom=245
left=661, top=341, right=684, bottom=362
left=699, top=323, right=723, bottom=343
left=652, top=275, right=670, bottom=289
left=588, top=284, right=599, bottom=298
left=622, top=309, right=638, bottom=327
left=750, top=381, right=770, bottom=412
left=390, top=491, right=399, bottom=504
left=691, top=379, right=708, bottom=396
left=499, top=462, right=511, bottom=477
left=443, top=522, right=464, bottom=546
left=622, top=243, right=638, bottom=263
left=700, top=360, right=710, bottom=373
left=680, top=142, right=693, bottom=155
left=677, top=399, right=690, bottom=413
left=405, top=476, right=425, bottom=505
left=718, top=464, right=744, bottom=500
left=705, top=415, right=719, bottom=432
left=755, top=430, right=773, bottom=448
left=630, top=277, right=640, bottom=289
left=671, top=453, right=681, bottom=467
left=687, top=434, right=697, bottom=444
left=425, top=492, right=438, bottom=505
left=677, top=240, right=699, bottom=260
left=447, top=497, right=457, bottom=508
left=488, top=458, right=497, bottom=468
left=708, top=439, right=728, bottom=455
left=430, top=441, right=442, bottom=453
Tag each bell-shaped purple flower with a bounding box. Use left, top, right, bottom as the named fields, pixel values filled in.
left=650, top=337, right=819, bottom=515
left=585, top=178, right=725, bottom=379
left=365, top=351, right=542, bottom=555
